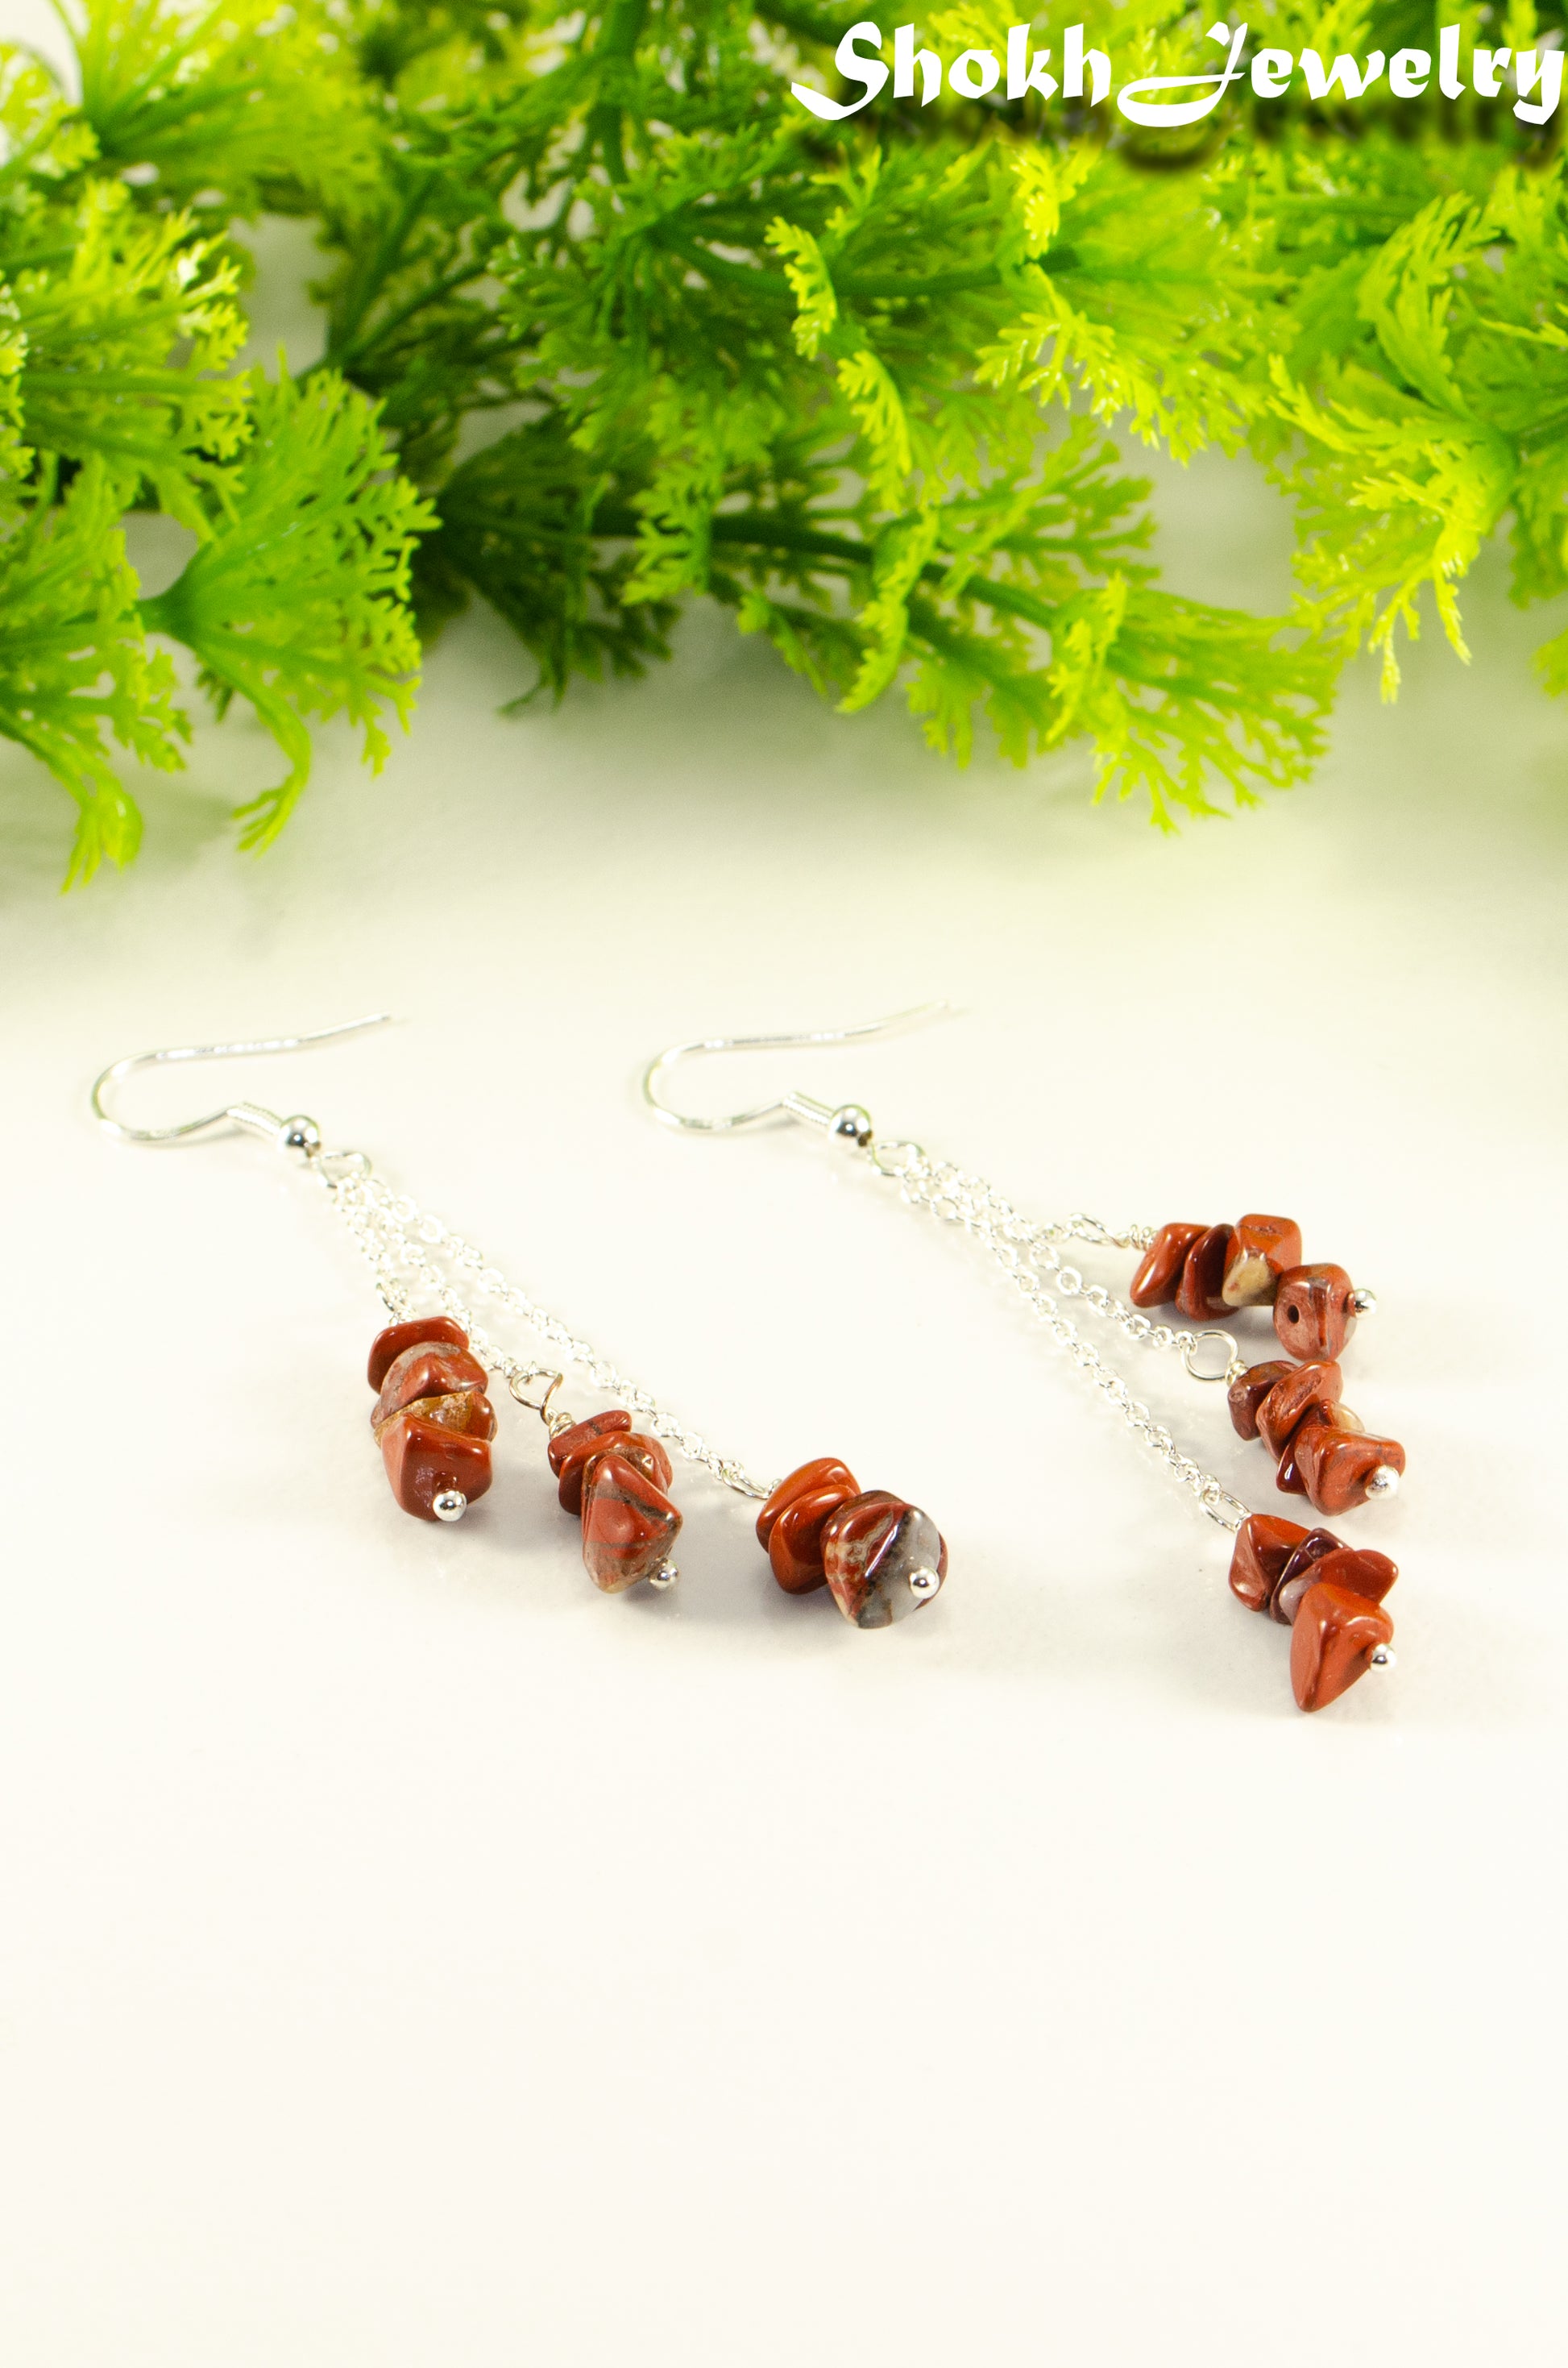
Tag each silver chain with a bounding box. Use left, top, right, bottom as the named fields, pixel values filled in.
left=866, top=1140, right=1249, bottom=1534
left=309, top=1131, right=1248, bottom=1535
left=314, top=1152, right=778, bottom=1499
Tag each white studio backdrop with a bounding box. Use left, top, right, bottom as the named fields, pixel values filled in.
left=0, top=131, right=1563, bottom=2368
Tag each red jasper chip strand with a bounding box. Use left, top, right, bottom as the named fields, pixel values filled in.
left=367, top=1316, right=497, bottom=1520
left=1134, top=1214, right=1300, bottom=1318
left=1228, top=1514, right=1398, bottom=1711
left=1133, top=1219, right=1366, bottom=1367
left=757, top=1459, right=948, bottom=1627
left=1228, top=1356, right=1404, bottom=1514
left=548, top=1410, right=682, bottom=1592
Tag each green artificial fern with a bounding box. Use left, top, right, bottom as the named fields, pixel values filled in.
left=0, top=24, right=429, bottom=879
left=0, top=458, right=185, bottom=882
left=2, top=1, right=1568, bottom=879
left=139, top=371, right=433, bottom=847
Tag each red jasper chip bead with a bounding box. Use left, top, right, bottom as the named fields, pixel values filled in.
left=380, top=1409, right=495, bottom=1522
left=1292, top=1415, right=1405, bottom=1517
left=756, top=1459, right=858, bottom=1548
left=820, top=1492, right=948, bottom=1629
left=1228, top=1362, right=1295, bottom=1442
left=1286, top=1544, right=1398, bottom=1623
left=769, top=1484, right=861, bottom=1594
left=371, top=1344, right=491, bottom=1433
left=548, top=1409, right=631, bottom=1479
left=1221, top=1214, right=1303, bottom=1309
left=555, top=1425, right=671, bottom=1516
left=1267, top=1526, right=1346, bottom=1624
left=1175, top=1223, right=1235, bottom=1322
left=1273, top=1264, right=1358, bottom=1362
left=580, top=1451, right=682, bottom=1593
left=1290, top=1581, right=1395, bottom=1712
left=1255, top=1360, right=1343, bottom=1461
left=756, top=1457, right=861, bottom=1595
left=1129, top=1223, right=1207, bottom=1311
left=1275, top=1433, right=1309, bottom=1495
left=1228, top=1514, right=1312, bottom=1613
left=367, top=1315, right=471, bottom=1393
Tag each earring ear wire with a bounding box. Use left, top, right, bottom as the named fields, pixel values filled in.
left=640, top=1001, right=952, bottom=1136
left=89, top=1015, right=395, bottom=1154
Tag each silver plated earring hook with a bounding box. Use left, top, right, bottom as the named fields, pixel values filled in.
left=91, top=1014, right=393, bottom=1153
left=641, top=1003, right=951, bottom=1136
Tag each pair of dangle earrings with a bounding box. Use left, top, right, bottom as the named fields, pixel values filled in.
left=93, top=1007, right=1405, bottom=1712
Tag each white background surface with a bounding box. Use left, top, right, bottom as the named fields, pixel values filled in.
left=2, top=38, right=1566, bottom=2358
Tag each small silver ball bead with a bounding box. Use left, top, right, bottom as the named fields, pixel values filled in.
left=1369, top=1643, right=1396, bottom=1670
left=829, top=1103, right=873, bottom=1147
left=280, top=1115, right=321, bottom=1157
left=1365, top=1464, right=1401, bottom=1500
left=908, top=1566, right=942, bottom=1600
left=648, top=1560, right=679, bottom=1591
left=432, top=1489, right=468, bottom=1523
left=1350, top=1286, right=1378, bottom=1318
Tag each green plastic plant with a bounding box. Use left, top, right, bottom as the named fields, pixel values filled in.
left=0, top=19, right=421, bottom=879
left=2, top=1, right=1566, bottom=883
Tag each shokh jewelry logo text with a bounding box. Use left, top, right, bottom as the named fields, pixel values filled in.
left=790, top=20, right=1565, bottom=127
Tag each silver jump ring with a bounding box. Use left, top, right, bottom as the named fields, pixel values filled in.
left=508, top=1368, right=569, bottom=1430
left=871, top=1138, right=923, bottom=1177
left=1179, top=1329, right=1240, bottom=1385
